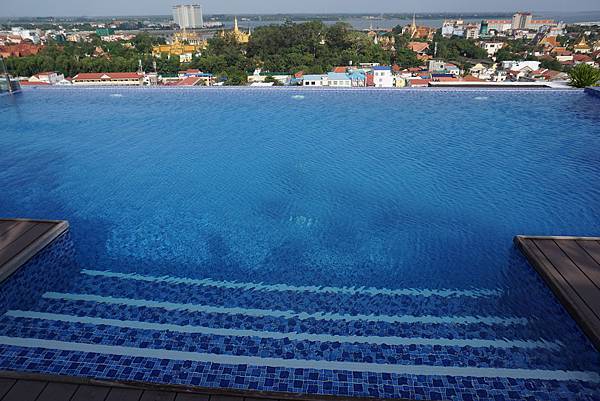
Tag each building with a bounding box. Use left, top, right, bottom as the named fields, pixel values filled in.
left=326, top=72, right=352, bottom=88
left=173, top=31, right=205, bottom=46
left=152, top=41, right=205, bottom=62
left=28, top=71, right=64, bottom=85
left=178, top=69, right=214, bottom=85
left=173, top=4, right=203, bottom=29
left=404, top=15, right=436, bottom=40
left=71, top=72, right=144, bottom=86
left=247, top=69, right=291, bottom=85
left=501, top=60, right=541, bottom=71
left=219, top=17, right=251, bottom=44
left=441, top=20, right=465, bottom=37
left=511, top=12, right=556, bottom=31
left=174, top=76, right=213, bottom=86
left=96, top=28, right=115, bottom=37
left=511, top=12, right=532, bottom=30
left=428, top=60, right=460, bottom=76
left=302, top=74, right=328, bottom=86
left=485, top=19, right=512, bottom=33
left=372, top=66, right=394, bottom=87
left=464, top=24, right=480, bottom=39
left=480, top=41, right=504, bottom=56
left=573, top=37, right=592, bottom=54
left=348, top=70, right=367, bottom=87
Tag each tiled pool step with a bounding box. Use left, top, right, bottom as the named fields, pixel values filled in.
left=4, top=310, right=563, bottom=350
left=40, top=291, right=530, bottom=326
left=67, top=269, right=560, bottom=320
left=80, top=269, right=503, bottom=298
left=0, top=336, right=598, bottom=383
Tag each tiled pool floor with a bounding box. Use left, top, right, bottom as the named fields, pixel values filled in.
left=0, top=234, right=599, bottom=401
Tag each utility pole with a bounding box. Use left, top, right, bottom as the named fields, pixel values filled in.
left=0, top=56, right=13, bottom=94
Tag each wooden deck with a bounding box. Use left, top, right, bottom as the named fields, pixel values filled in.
left=515, top=235, right=600, bottom=351
left=0, top=218, right=69, bottom=284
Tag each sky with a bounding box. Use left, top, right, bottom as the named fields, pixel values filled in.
left=2, top=0, right=599, bottom=17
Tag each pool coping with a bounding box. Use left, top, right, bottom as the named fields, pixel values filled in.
left=515, top=235, right=600, bottom=351
left=0, top=218, right=69, bottom=285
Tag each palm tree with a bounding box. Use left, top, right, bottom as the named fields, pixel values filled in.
left=568, top=64, right=600, bottom=88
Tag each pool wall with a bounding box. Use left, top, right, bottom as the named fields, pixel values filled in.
left=585, top=87, right=600, bottom=99
left=0, top=231, right=77, bottom=316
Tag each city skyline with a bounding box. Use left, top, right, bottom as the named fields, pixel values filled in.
left=2, top=0, right=600, bottom=18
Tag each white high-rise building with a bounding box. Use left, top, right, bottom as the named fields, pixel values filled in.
left=173, top=5, right=203, bottom=29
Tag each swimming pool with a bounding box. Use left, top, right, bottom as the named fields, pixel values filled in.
left=1, top=88, right=599, bottom=400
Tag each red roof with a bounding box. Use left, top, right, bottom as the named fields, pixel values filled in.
left=73, top=72, right=142, bottom=80
left=574, top=54, right=593, bottom=62
left=407, top=79, right=431, bottom=86
left=461, top=75, right=483, bottom=82
left=434, top=77, right=459, bottom=82
left=20, top=81, right=50, bottom=86
left=407, top=42, right=429, bottom=53
left=294, top=71, right=304, bottom=78
left=179, top=69, right=201, bottom=74
left=332, top=66, right=347, bottom=73
left=174, top=77, right=202, bottom=86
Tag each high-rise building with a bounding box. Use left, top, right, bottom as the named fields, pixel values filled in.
left=511, top=12, right=532, bottom=30
left=172, top=5, right=203, bottom=29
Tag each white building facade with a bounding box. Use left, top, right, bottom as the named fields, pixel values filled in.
left=173, top=5, right=204, bottom=29
left=303, top=75, right=328, bottom=86
left=372, top=66, right=394, bottom=87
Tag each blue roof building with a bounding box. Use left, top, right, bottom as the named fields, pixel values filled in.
left=326, top=72, right=352, bottom=88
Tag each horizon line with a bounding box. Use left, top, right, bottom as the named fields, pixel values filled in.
left=2, top=10, right=600, bottom=19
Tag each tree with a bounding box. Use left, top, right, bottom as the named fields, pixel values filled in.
left=568, top=64, right=600, bottom=88
left=263, top=75, right=282, bottom=85
left=540, top=58, right=563, bottom=72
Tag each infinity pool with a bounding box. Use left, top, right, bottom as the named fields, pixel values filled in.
left=1, top=88, right=599, bottom=400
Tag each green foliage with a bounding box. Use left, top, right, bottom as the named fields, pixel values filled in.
left=568, top=64, right=600, bottom=88
left=392, top=48, right=421, bottom=68
left=540, top=58, right=563, bottom=71
left=245, top=21, right=390, bottom=73
left=495, top=48, right=522, bottom=63
left=263, top=75, right=283, bottom=85
left=432, top=34, right=487, bottom=61
left=5, top=34, right=169, bottom=77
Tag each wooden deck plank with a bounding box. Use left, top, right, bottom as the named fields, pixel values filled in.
left=175, top=393, right=211, bottom=401
left=534, top=239, right=600, bottom=318
left=140, top=390, right=177, bottom=401
left=0, top=222, right=35, bottom=250
left=556, top=239, right=600, bottom=289
left=36, top=382, right=78, bottom=401
left=0, top=222, right=20, bottom=237
left=515, top=235, right=600, bottom=351
left=1, top=380, right=47, bottom=401
left=577, top=240, right=600, bottom=272
left=0, top=223, right=55, bottom=267
left=0, top=379, right=16, bottom=399
left=70, top=385, right=111, bottom=401
left=105, top=387, right=144, bottom=401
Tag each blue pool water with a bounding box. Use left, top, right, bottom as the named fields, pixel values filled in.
left=1, top=88, right=600, bottom=400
